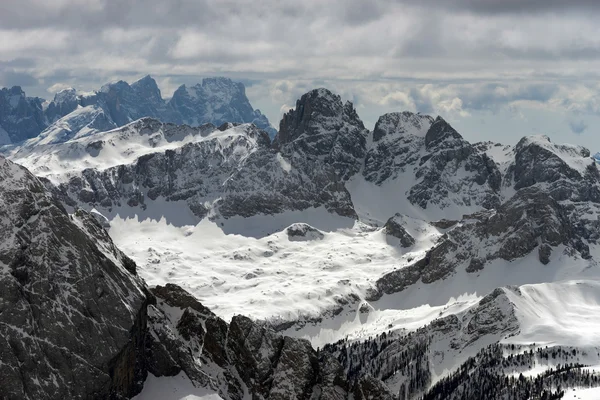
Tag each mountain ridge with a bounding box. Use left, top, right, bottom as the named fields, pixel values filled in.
left=0, top=76, right=276, bottom=146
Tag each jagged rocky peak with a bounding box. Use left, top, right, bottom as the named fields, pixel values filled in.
left=372, top=111, right=434, bottom=142
left=424, top=115, right=467, bottom=150
left=168, top=77, right=276, bottom=137
left=0, top=86, right=45, bottom=144
left=45, top=87, right=80, bottom=123
left=99, top=77, right=167, bottom=127
left=509, top=134, right=598, bottom=196
left=0, top=156, right=148, bottom=399
left=130, top=74, right=164, bottom=106
left=51, top=87, right=77, bottom=103
left=0, top=75, right=277, bottom=148
left=276, top=87, right=360, bottom=144
left=365, top=111, right=502, bottom=212
left=275, top=87, right=368, bottom=180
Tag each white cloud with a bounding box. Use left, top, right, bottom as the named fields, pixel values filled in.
left=46, top=83, right=72, bottom=94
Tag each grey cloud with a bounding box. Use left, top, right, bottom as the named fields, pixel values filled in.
left=409, top=88, right=436, bottom=114
left=459, top=83, right=559, bottom=111
left=395, top=0, right=600, bottom=14
left=0, top=70, right=39, bottom=88
left=569, top=119, right=589, bottom=134
left=340, top=0, right=387, bottom=25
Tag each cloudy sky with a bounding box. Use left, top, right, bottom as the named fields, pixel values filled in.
left=2, top=0, right=600, bottom=149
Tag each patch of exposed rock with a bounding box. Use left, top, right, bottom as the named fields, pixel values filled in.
left=286, top=223, right=325, bottom=241
left=383, top=214, right=415, bottom=248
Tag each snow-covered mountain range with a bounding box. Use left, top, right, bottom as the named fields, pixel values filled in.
left=0, top=76, right=276, bottom=147
left=2, top=86, right=600, bottom=399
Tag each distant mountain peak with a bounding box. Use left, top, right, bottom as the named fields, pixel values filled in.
left=0, top=75, right=277, bottom=145
left=372, top=111, right=434, bottom=142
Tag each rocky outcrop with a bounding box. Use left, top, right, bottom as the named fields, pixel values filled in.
left=370, top=186, right=595, bottom=299
left=275, top=88, right=369, bottom=180
left=0, top=156, right=148, bottom=399
left=286, top=223, right=325, bottom=241
left=352, top=375, right=396, bottom=400
left=383, top=214, right=416, bottom=247
left=146, top=283, right=387, bottom=400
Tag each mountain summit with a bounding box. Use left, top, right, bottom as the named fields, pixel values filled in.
left=167, top=77, right=275, bottom=136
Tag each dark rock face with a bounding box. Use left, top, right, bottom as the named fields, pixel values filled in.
left=508, top=135, right=600, bottom=202
left=44, top=88, right=80, bottom=123
left=53, top=119, right=356, bottom=221
left=98, top=77, right=168, bottom=127
left=372, top=111, right=433, bottom=143
left=383, top=214, right=415, bottom=248
left=407, top=117, right=501, bottom=211
left=0, top=156, right=148, bottom=399
left=275, top=88, right=369, bottom=180
left=0, top=86, right=46, bottom=144
left=371, top=187, right=595, bottom=299
left=146, top=284, right=387, bottom=400
left=364, top=112, right=433, bottom=185
left=364, top=114, right=501, bottom=212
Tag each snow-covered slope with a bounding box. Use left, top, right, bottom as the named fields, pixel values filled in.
left=23, top=104, right=117, bottom=147
left=10, top=118, right=228, bottom=178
